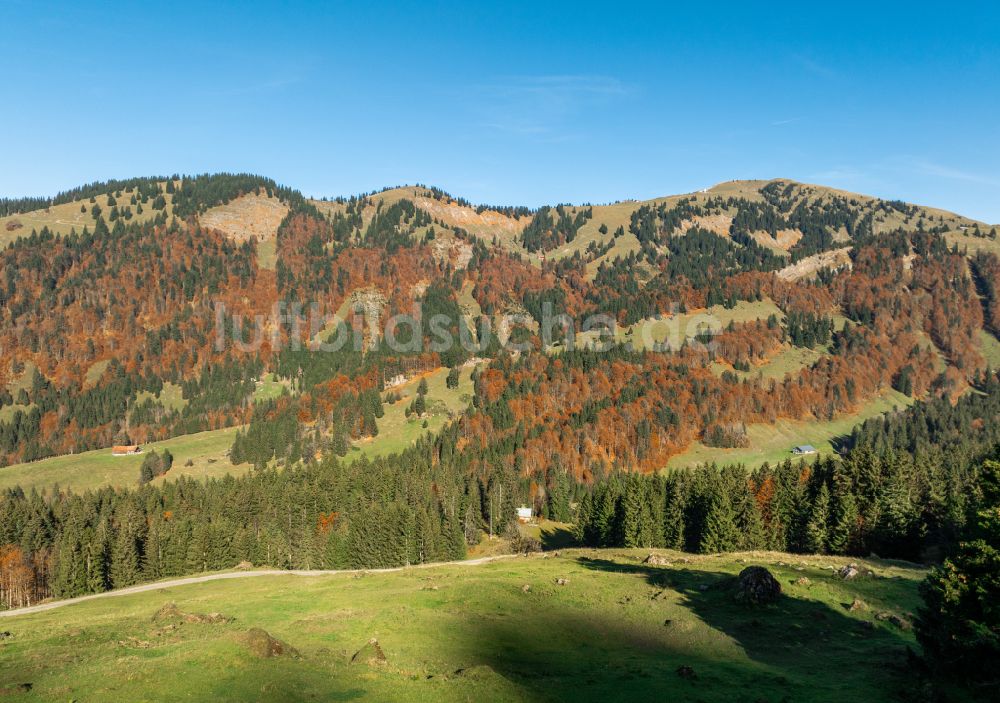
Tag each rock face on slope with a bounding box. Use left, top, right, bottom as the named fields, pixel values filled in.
left=199, top=192, right=289, bottom=242
left=734, top=566, right=782, bottom=605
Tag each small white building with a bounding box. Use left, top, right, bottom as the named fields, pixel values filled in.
left=792, top=445, right=817, bottom=455
left=516, top=506, right=533, bottom=523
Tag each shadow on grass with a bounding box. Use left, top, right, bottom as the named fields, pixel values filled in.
left=518, top=521, right=579, bottom=551
left=451, top=604, right=788, bottom=703
left=828, top=432, right=854, bottom=455
left=430, top=553, right=924, bottom=702
left=538, top=524, right=577, bottom=551
left=565, top=557, right=917, bottom=701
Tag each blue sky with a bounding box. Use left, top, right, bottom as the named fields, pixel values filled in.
left=2, top=1, right=999, bottom=222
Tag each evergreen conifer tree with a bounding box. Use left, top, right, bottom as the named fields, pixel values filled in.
left=828, top=487, right=859, bottom=554
left=804, top=483, right=831, bottom=554
left=700, top=491, right=738, bottom=553
left=916, top=459, right=1000, bottom=687
left=662, top=478, right=686, bottom=550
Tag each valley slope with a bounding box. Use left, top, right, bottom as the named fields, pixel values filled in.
left=1, top=172, right=1000, bottom=622
left=0, top=549, right=926, bottom=703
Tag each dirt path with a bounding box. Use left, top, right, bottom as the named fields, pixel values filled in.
left=0, top=555, right=516, bottom=619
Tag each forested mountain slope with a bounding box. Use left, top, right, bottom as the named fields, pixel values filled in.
left=2, top=172, right=1000, bottom=610
left=2, top=174, right=997, bottom=468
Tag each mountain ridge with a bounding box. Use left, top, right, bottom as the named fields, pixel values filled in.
left=3, top=175, right=996, bottom=244
left=0, top=171, right=998, bottom=474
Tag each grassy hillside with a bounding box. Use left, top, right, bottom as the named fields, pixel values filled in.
left=707, top=179, right=987, bottom=235
left=666, top=388, right=913, bottom=470
left=979, top=329, right=1000, bottom=368
left=711, top=344, right=829, bottom=382
left=5, top=176, right=992, bottom=268
left=604, top=299, right=785, bottom=351
left=0, top=549, right=926, bottom=702
left=0, top=362, right=910, bottom=492
left=0, top=426, right=247, bottom=495
left=354, top=364, right=477, bottom=459
left=0, top=365, right=476, bottom=495
left=0, top=186, right=175, bottom=247
left=135, top=382, right=187, bottom=414
left=0, top=363, right=38, bottom=424
left=393, top=177, right=998, bottom=278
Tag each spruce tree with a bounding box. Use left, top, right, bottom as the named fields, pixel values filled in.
left=662, top=478, right=686, bottom=550
left=143, top=517, right=164, bottom=580
left=411, top=509, right=434, bottom=564
left=619, top=477, right=655, bottom=548
left=589, top=483, right=619, bottom=547
left=187, top=522, right=212, bottom=573
left=916, top=459, right=1000, bottom=688
left=700, top=491, right=738, bottom=553
left=323, top=527, right=348, bottom=569
left=86, top=520, right=112, bottom=593
left=804, top=483, right=831, bottom=554
left=442, top=506, right=466, bottom=560
left=828, top=488, right=859, bottom=554
left=575, top=492, right=593, bottom=544
left=52, top=526, right=86, bottom=597
left=734, top=484, right=767, bottom=551
left=546, top=469, right=572, bottom=523
left=111, top=524, right=142, bottom=588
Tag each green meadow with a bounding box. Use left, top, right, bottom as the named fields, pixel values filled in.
left=666, top=389, right=913, bottom=470
left=353, top=364, right=477, bottom=460
left=0, top=426, right=247, bottom=495
left=0, top=365, right=475, bottom=495
left=0, top=549, right=926, bottom=702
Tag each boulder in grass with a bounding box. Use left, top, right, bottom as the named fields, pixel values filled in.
left=242, top=628, right=298, bottom=659
left=644, top=553, right=671, bottom=566
left=351, top=638, right=387, bottom=666
left=889, top=614, right=912, bottom=631
left=875, top=612, right=912, bottom=630
left=838, top=563, right=860, bottom=580
left=734, top=566, right=782, bottom=605
left=154, top=602, right=231, bottom=624
left=676, top=665, right=697, bottom=680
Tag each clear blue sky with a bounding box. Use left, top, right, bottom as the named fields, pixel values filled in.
left=2, top=1, right=999, bottom=222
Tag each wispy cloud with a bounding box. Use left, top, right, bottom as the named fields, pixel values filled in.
left=902, top=157, right=1000, bottom=188
left=811, top=157, right=1000, bottom=192
left=770, top=117, right=801, bottom=126
left=468, top=74, right=634, bottom=142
